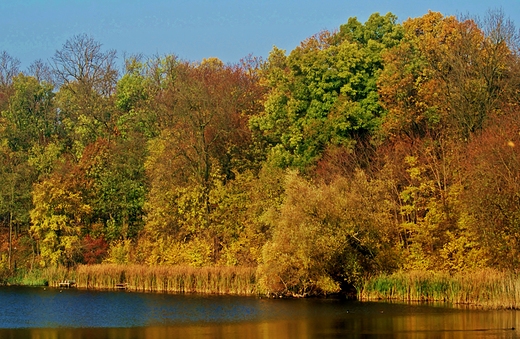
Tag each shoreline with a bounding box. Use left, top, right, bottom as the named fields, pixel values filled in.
left=6, top=264, right=259, bottom=296
left=6, top=265, right=520, bottom=308
left=359, top=269, right=520, bottom=310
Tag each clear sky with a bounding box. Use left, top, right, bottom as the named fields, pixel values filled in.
left=1, top=0, right=519, bottom=69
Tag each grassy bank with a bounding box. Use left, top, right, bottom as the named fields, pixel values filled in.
left=5, top=266, right=68, bottom=286
left=10, top=265, right=520, bottom=308
left=15, top=264, right=257, bottom=295
left=358, top=269, right=520, bottom=309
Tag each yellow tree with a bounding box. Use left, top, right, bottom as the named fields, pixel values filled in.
left=377, top=10, right=519, bottom=270
left=30, top=140, right=111, bottom=267
left=30, top=161, right=92, bottom=267
left=258, top=170, right=397, bottom=296
left=379, top=10, right=517, bottom=140
left=0, top=74, right=56, bottom=270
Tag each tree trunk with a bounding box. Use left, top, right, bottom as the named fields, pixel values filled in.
left=8, top=210, right=12, bottom=271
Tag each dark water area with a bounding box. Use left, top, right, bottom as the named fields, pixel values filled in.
left=0, top=287, right=519, bottom=339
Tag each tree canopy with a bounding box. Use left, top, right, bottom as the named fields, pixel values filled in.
left=1, top=10, right=520, bottom=296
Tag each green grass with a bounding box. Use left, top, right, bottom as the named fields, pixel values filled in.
left=4, top=266, right=72, bottom=286
left=359, top=269, right=520, bottom=309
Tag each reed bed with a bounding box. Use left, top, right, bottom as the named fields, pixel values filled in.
left=69, top=264, right=257, bottom=295
left=358, top=269, right=520, bottom=309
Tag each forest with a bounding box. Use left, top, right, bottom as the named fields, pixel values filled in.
left=1, top=9, right=520, bottom=298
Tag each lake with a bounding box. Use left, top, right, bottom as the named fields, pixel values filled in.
left=0, top=286, right=519, bottom=338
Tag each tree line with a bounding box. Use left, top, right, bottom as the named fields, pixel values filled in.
left=1, top=10, right=519, bottom=296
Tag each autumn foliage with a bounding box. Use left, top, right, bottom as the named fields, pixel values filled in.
left=1, top=10, right=520, bottom=297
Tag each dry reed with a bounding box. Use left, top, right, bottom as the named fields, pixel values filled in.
left=53, top=264, right=257, bottom=295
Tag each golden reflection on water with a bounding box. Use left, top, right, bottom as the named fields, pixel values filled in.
left=3, top=310, right=519, bottom=339
left=0, top=322, right=273, bottom=339
left=14, top=320, right=314, bottom=339
left=143, top=320, right=310, bottom=339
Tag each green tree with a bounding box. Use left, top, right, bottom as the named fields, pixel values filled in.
left=2, top=74, right=55, bottom=152
left=115, top=55, right=158, bottom=139
left=92, top=137, right=147, bottom=242
left=251, top=13, right=403, bottom=170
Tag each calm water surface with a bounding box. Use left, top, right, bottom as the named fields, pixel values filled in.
left=0, top=286, right=519, bottom=338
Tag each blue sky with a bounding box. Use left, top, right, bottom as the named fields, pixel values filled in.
left=1, top=0, right=519, bottom=69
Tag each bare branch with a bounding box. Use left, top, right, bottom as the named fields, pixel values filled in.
left=52, top=34, right=118, bottom=94
left=0, top=51, right=20, bottom=87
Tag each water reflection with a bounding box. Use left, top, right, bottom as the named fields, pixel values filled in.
left=0, top=287, right=519, bottom=338
left=2, top=318, right=519, bottom=339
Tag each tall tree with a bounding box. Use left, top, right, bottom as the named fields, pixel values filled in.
left=377, top=11, right=520, bottom=270
left=462, top=109, right=520, bottom=270
left=52, top=34, right=119, bottom=156
left=52, top=34, right=117, bottom=95
left=378, top=11, right=518, bottom=141
left=251, top=13, right=403, bottom=170
left=0, top=74, right=56, bottom=269
left=142, top=57, right=264, bottom=263
left=0, top=51, right=20, bottom=113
